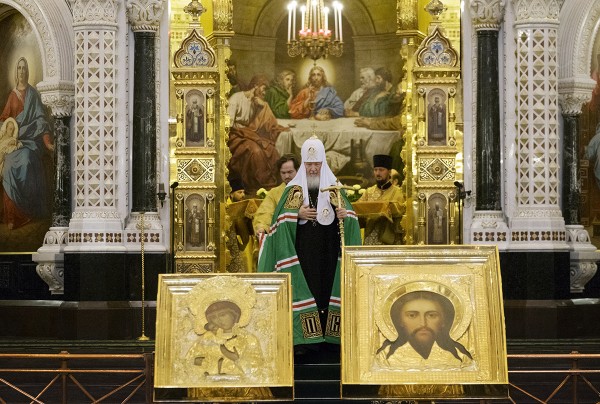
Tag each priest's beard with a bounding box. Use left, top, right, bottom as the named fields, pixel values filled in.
left=376, top=178, right=390, bottom=188
left=307, top=175, right=320, bottom=192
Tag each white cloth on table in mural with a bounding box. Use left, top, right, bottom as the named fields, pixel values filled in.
left=275, top=118, right=401, bottom=173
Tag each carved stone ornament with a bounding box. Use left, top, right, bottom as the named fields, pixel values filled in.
left=72, top=0, right=118, bottom=25
left=36, top=263, right=65, bottom=295
left=558, top=93, right=591, bottom=116
left=33, top=227, right=69, bottom=294
left=38, top=81, right=76, bottom=118
left=513, top=0, right=562, bottom=23
left=126, top=0, right=165, bottom=32
left=470, top=0, right=505, bottom=30
left=558, top=78, right=596, bottom=115
left=565, top=225, right=600, bottom=293
left=570, top=260, right=598, bottom=294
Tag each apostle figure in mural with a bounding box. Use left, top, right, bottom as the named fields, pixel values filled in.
left=289, top=66, right=344, bottom=120
left=227, top=75, right=289, bottom=196
left=344, top=67, right=376, bottom=117
left=376, top=290, right=473, bottom=370
left=265, top=69, right=296, bottom=119
left=185, top=95, right=204, bottom=144
left=357, top=67, right=394, bottom=118
left=226, top=59, right=246, bottom=98
left=0, top=57, right=53, bottom=230
left=427, top=95, right=447, bottom=145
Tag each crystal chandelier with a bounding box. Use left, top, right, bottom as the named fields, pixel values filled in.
left=287, top=0, right=344, bottom=62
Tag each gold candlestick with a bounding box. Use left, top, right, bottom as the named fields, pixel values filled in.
left=137, top=212, right=150, bottom=341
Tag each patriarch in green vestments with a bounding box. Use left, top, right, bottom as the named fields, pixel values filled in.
left=257, top=137, right=361, bottom=346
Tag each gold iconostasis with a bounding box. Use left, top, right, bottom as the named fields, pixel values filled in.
left=167, top=0, right=464, bottom=273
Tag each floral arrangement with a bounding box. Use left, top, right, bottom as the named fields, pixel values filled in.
left=256, top=188, right=268, bottom=199
left=345, top=183, right=365, bottom=203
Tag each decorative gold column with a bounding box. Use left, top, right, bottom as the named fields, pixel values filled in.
left=207, top=0, right=235, bottom=270
left=412, top=1, right=462, bottom=245
left=397, top=0, right=419, bottom=31
left=169, top=1, right=221, bottom=273
left=396, top=0, right=425, bottom=245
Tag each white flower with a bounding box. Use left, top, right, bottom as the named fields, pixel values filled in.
left=358, top=189, right=366, bottom=195
left=353, top=184, right=361, bottom=190
left=347, top=190, right=355, bottom=196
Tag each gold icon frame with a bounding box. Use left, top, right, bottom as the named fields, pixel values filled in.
left=154, top=273, right=293, bottom=402
left=341, top=245, right=509, bottom=400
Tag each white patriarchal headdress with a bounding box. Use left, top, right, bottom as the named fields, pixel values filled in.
left=288, top=136, right=339, bottom=225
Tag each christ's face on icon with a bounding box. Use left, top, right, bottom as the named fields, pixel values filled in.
left=398, top=298, right=445, bottom=346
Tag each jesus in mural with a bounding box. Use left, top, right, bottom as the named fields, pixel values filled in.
left=289, top=65, right=344, bottom=120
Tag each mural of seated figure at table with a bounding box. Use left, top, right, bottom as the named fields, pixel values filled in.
left=228, top=61, right=403, bottom=193
left=289, top=65, right=344, bottom=120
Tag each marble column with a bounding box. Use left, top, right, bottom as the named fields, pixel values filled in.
left=508, top=0, right=566, bottom=249
left=469, top=0, right=509, bottom=248
left=561, top=112, right=580, bottom=225
left=475, top=28, right=501, bottom=211
left=127, top=0, right=164, bottom=213
left=32, top=87, right=75, bottom=294
left=68, top=0, right=124, bottom=251
left=559, top=89, right=600, bottom=293
left=124, top=0, right=166, bottom=251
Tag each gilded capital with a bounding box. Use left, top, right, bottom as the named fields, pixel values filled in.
left=213, top=0, right=233, bottom=32
left=470, top=0, right=505, bottom=30
left=72, top=0, right=118, bottom=25
left=397, top=0, right=418, bottom=31
left=512, top=0, right=562, bottom=23
left=126, top=0, right=165, bottom=32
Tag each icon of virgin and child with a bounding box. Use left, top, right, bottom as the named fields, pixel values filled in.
left=0, top=57, right=54, bottom=230
left=183, top=277, right=266, bottom=382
